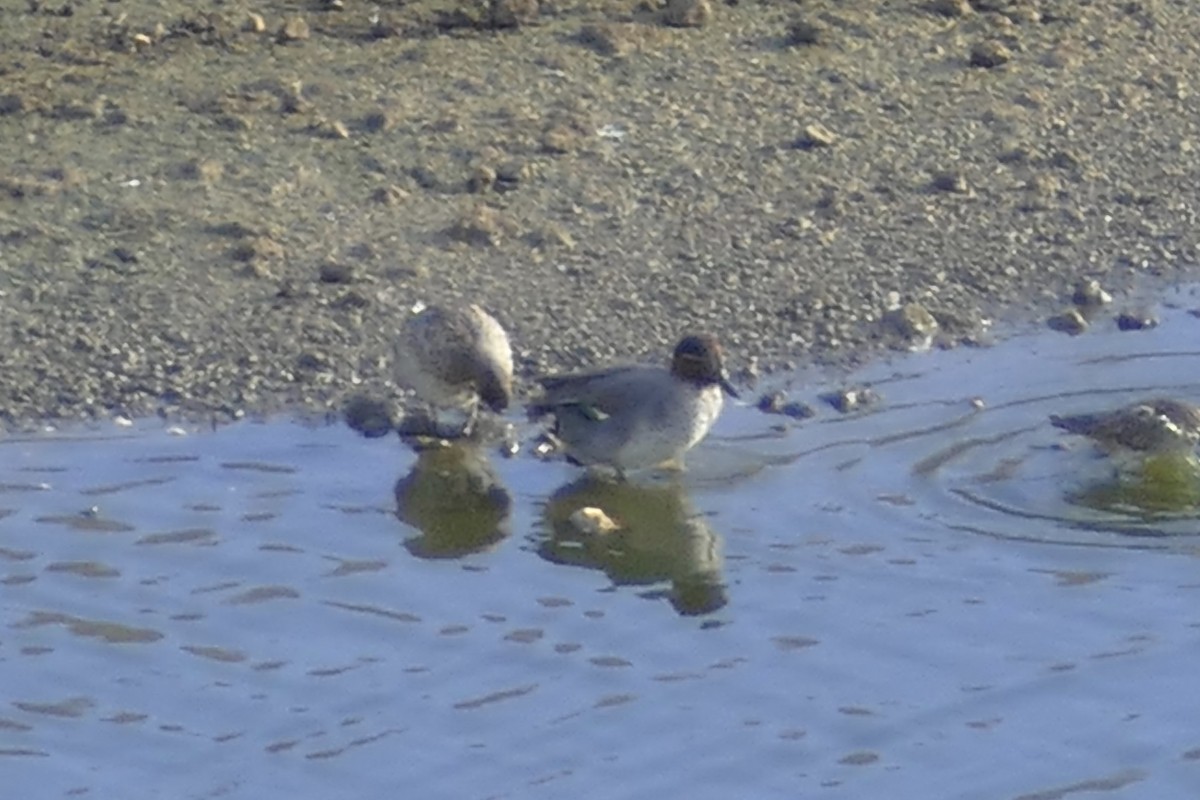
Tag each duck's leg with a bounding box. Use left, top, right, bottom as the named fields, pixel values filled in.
left=460, top=399, right=481, bottom=439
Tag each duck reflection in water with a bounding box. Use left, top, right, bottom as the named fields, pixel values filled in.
left=394, top=440, right=512, bottom=559
left=539, top=476, right=727, bottom=616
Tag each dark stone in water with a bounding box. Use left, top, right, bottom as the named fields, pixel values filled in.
left=1116, top=310, right=1158, bottom=331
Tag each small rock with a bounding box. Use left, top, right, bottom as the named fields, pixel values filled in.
left=279, top=81, right=309, bottom=114
left=53, top=100, right=103, bottom=121
left=409, top=164, right=444, bottom=190
left=275, top=279, right=315, bottom=301
left=882, top=303, right=939, bottom=347
left=737, top=355, right=760, bottom=386
left=490, top=0, right=539, bottom=28
left=100, top=102, right=129, bottom=127
left=0, top=93, right=25, bottom=115
left=970, top=40, right=1012, bottom=68
left=209, top=220, right=258, bottom=239
left=822, top=387, right=881, bottom=414
left=541, top=125, right=581, bottom=154
left=447, top=205, right=512, bottom=247
left=241, top=260, right=279, bottom=280
left=179, top=158, right=223, bottom=183
left=532, top=431, right=560, bottom=460
left=277, top=16, right=310, bottom=42
left=1047, top=307, right=1088, bottom=335
left=1022, top=172, right=1058, bottom=196
left=295, top=351, right=328, bottom=371
left=757, top=391, right=787, bottom=414
left=931, top=171, right=969, bottom=194
left=785, top=16, right=825, bottom=46
left=1071, top=278, right=1112, bottom=307
left=362, top=111, right=393, bottom=133
left=569, top=507, right=620, bottom=536
left=793, top=123, right=835, bottom=150
left=369, top=12, right=402, bottom=39
left=468, top=165, right=497, bottom=194
left=577, top=23, right=632, bottom=57
left=930, top=0, right=970, bottom=17
left=332, top=290, right=370, bottom=310
left=1116, top=310, right=1159, bottom=331
left=663, top=0, right=711, bottom=28
left=344, top=395, right=396, bottom=438
left=527, top=224, right=575, bottom=250
left=231, top=236, right=284, bottom=264
left=371, top=185, right=409, bottom=205
left=312, top=118, right=350, bottom=139
left=318, top=262, right=354, bottom=284
left=1049, top=150, right=1083, bottom=171
left=244, top=12, right=266, bottom=33
left=1005, top=6, right=1040, bottom=24
left=495, top=161, right=530, bottom=192
left=757, top=391, right=816, bottom=420
left=214, top=113, right=252, bottom=132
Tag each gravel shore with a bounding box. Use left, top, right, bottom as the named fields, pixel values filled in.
left=2, top=0, right=1199, bottom=427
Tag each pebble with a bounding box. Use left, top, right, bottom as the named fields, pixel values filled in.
left=448, top=205, right=512, bottom=247
left=663, top=0, right=712, bottom=29
left=1047, top=308, right=1089, bottom=335
left=785, top=17, right=825, bottom=46
left=970, top=41, right=1013, bottom=68
left=319, top=262, right=354, bottom=284
left=490, top=0, right=539, bottom=28
left=882, top=303, right=938, bottom=347
left=277, top=17, right=310, bottom=43
left=822, top=387, right=881, bottom=414
left=244, top=13, right=266, bottom=32
left=371, top=185, right=409, bottom=205
left=541, top=125, right=581, bottom=154
left=931, top=171, right=969, bottom=194
left=1115, top=310, right=1159, bottom=331
left=0, top=93, right=25, bottom=115
left=231, top=236, right=285, bottom=264
left=794, top=123, right=835, bottom=150
left=756, top=391, right=815, bottom=420
left=1071, top=278, right=1113, bottom=307
left=930, top=0, right=971, bottom=17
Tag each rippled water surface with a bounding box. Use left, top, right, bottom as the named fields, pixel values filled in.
left=6, top=291, right=1200, bottom=798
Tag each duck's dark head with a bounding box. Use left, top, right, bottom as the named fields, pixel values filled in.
left=670, top=334, right=738, bottom=398
left=477, top=367, right=512, bottom=413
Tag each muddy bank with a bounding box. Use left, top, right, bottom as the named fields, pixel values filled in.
left=1, top=0, right=1199, bottom=427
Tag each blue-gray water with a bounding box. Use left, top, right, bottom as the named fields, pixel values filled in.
left=5, top=289, right=1200, bottom=798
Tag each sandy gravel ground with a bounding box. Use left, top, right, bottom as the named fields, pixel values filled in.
left=1, top=0, right=1199, bottom=426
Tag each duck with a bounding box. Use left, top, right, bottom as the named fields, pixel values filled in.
left=394, top=303, right=513, bottom=438
left=528, top=333, right=738, bottom=476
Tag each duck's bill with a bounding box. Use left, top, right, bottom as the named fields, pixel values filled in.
left=720, top=377, right=740, bottom=398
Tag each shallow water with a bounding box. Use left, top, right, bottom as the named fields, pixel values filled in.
left=5, top=291, right=1200, bottom=798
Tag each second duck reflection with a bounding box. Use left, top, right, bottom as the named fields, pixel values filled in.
left=394, top=441, right=728, bottom=617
